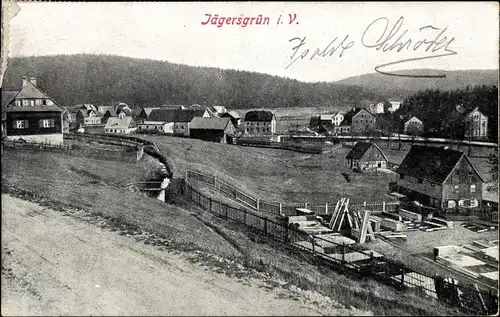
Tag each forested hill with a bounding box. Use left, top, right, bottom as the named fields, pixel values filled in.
left=335, top=69, right=498, bottom=95
left=2, top=54, right=387, bottom=109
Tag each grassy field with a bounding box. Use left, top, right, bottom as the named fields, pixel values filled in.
left=142, top=135, right=399, bottom=205
left=1, top=149, right=462, bottom=316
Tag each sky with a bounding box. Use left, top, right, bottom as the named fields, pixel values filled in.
left=7, top=1, right=499, bottom=82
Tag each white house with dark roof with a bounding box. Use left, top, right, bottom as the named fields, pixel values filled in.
left=104, top=112, right=136, bottom=134
left=404, top=116, right=424, bottom=134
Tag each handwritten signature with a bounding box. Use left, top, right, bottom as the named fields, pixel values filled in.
left=286, top=16, right=457, bottom=78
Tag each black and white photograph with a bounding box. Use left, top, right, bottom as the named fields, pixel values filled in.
left=1, top=1, right=499, bottom=315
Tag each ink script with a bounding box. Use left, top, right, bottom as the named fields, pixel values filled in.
left=286, top=16, right=458, bottom=78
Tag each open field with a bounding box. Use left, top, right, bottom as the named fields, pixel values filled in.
left=142, top=135, right=399, bottom=204
left=2, top=149, right=463, bottom=315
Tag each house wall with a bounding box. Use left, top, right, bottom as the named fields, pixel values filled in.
left=332, top=114, right=344, bottom=126
left=351, top=110, right=376, bottom=133
left=174, top=122, right=189, bottom=136
left=358, top=145, right=388, bottom=170
left=244, top=120, right=274, bottom=135
left=83, top=117, right=102, bottom=125
left=404, top=118, right=423, bottom=133
left=442, top=156, right=483, bottom=208
left=397, top=175, right=443, bottom=202
left=465, top=110, right=488, bottom=139
left=333, top=125, right=351, bottom=134
left=6, top=112, right=63, bottom=136
left=104, top=127, right=137, bottom=134
left=5, top=133, right=63, bottom=145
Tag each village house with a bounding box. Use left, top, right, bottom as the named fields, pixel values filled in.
left=388, top=99, right=402, bottom=113
left=334, top=107, right=375, bottom=135
left=319, top=114, right=334, bottom=127
left=189, top=117, right=236, bottom=144
left=243, top=110, right=277, bottom=135
left=205, top=105, right=228, bottom=117
left=104, top=111, right=136, bottom=134
left=114, top=102, right=133, bottom=116
left=369, top=102, right=385, bottom=114
left=97, top=105, right=114, bottom=115
left=137, top=107, right=160, bottom=123
left=139, top=108, right=205, bottom=136
left=345, top=142, right=388, bottom=172
left=220, top=110, right=241, bottom=127
left=464, top=107, right=488, bottom=140
left=75, top=108, right=102, bottom=127
left=3, top=76, right=65, bottom=144
left=101, top=108, right=118, bottom=125
left=332, top=112, right=344, bottom=126
left=404, top=115, right=424, bottom=134
left=396, top=145, right=484, bottom=211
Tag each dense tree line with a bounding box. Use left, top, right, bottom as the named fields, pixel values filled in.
left=3, top=54, right=387, bottom=111
left=376, top=85, right=498, bottom=142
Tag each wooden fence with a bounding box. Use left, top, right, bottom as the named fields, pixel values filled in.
left=184, top=179, right=498, bottom=315
left=186, top=170, right=399, bottom=216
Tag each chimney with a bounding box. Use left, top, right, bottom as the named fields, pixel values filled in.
left=30, top=77, right=37, bottom=86
left=22, top=76, right=28, bottom=87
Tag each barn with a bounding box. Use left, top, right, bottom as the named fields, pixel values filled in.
left=189, top=117, right=236, bottom=143
left=346, top=142, right=388, bottom=172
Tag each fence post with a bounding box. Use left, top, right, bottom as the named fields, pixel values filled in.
left=312, top=235, right=316, bottom=254
left=364, top=201, right=367, bottom=208
left=279, top=203, right=283, bottom=215
left=263, top=218, right=267, bottom=234
left=213, top=176, right=217, bottom=188
left=383, top=201, right=386, bottom=213
left=209, top=197, right=212, bottom=212
left=257, top=199, right=260, bottom=212
left=342, top=242, right=346, bottom=264
left=325, top=202, right=328, bottom=215
left=305, top=202, right=308, bottom=209
left=243, top=210, right=247, bottom=225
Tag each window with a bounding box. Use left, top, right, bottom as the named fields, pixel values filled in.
left=22, top=99, right=29, bottom=106
left=40, top=119, right=53, bottom=128
left=400, top=174, right=405, bottom=180
left=470, top=184, right=476, bottom=193
left=454, top=185, right=459, bottom=193
left=470, top=199, right=478, bottom=207
left=15, top=120, right=28, bottom=129
left=447, top=200, right=456, bottom=208
left=35, top=99, right=42, bottom=106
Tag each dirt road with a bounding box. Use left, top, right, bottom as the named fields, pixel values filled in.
left=1, top=194, right=363, bottom=316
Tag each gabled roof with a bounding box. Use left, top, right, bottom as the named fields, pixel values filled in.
left=396, top=145, right=483, bottom=183
left=77, top=109, right=89, bottom=117
left=466, top=107, right=486, bottom=118
left=105, top=116, right=134, bottom=129
left=104, top=109, right=118, bottom=117
left=117, top=108, right=132, bottom=116
left=244, top=110, right=275, bottom=122
left=5, top=81, right=64, bottom=113
left=405, top=116, right=422, bottom=124
left=227, top=110, right=240, bottom=119
left=339, top=107, right=372, bottom=125
left=142, top=107, right=160, bottom=117
left=189, top=117, right=232, bottom=130
left=346, top=142, right=387, bottom=160
left=148, top=109, right=204, bottom=123
left=2, top=90, right=18, bottom=120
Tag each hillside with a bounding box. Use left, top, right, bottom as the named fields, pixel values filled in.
left=2, top=54, right=386, bottom=110
left=336, top=69, right=498, bottom=95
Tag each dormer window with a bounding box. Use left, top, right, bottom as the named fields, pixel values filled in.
left=22, top=99, right=30, bottom=107
left=35, top=99, right=42, bottom=106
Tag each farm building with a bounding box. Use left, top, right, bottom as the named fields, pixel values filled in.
left=319, top=114, right=333, bottom=126
left=97, top=105, right=114, bottom=115
left=346, top=142, right=388, bottom=172
left=404, top=116, right=424, bottom=134
left=137, top=107, right=160, bottom=123
left=2, top=90, right=18, bottom=137
left=396, top=145, right=484, bottom=211
left=464, top=107, right=488, bottom=140
left=334, top=107, right=375, bottom=135
left=3, top=76, right=65, bottom=144
left=220, top=110, right=241, bottom=127
left=104, top=112, right=136, bottom=134
left=102, top=109, right=118, bottom=125
left=189, top=117, right=236, bottom=143
left=143, top=108, right=205, bottom=136
left=75, top=108, right=102, bottom=126
left=243, top=110, right=277, bottom=135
